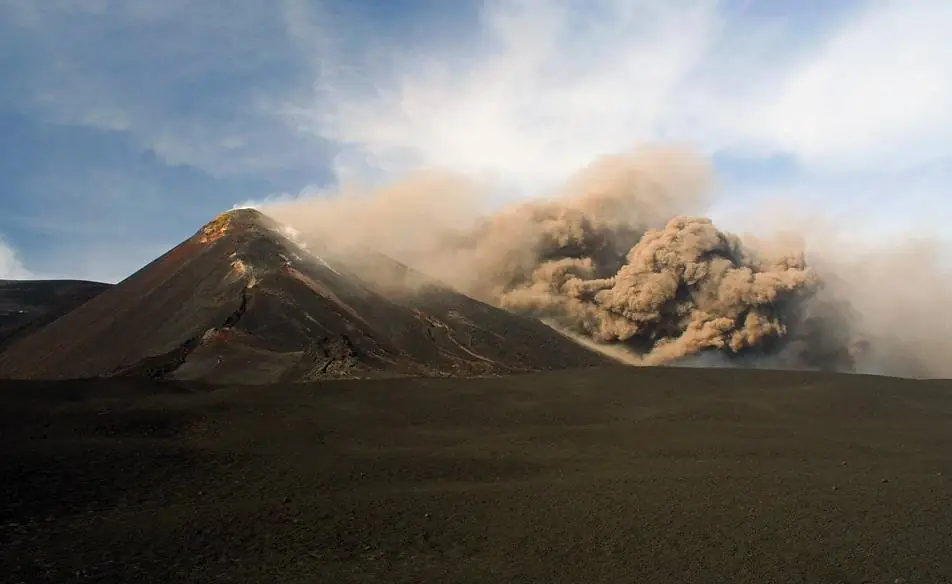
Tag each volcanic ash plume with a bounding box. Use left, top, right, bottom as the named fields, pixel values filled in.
left=261, top=147, right=862, bottom=371
left=423, top=186, right=827, bottom=367
left=499, top=216, right=817, bottom=365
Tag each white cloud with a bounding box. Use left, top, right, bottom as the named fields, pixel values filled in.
left=287, top=0, right=952, bottom=194
left=290, top=0, right=721, bottom=192
left=760, top=1, right=952, bottom=173
left=0, top=237, right=34, bottom=280
left=9, top=0, right=949, bottom=188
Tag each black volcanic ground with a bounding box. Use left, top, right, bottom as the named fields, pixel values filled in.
left=3, top=367, right=952, bottom=583
left=0, top=209, right=610, bottom=383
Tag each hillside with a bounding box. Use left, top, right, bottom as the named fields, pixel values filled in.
left=0, top=209, right=611, bottom=382
left=0, top=279, right=111, bottom=350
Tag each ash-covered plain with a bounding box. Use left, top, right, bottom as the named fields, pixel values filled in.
left=3, top=367, right=952, bottom=583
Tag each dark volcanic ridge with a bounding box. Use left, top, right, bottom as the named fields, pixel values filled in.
left=0, top=209, right=611, bottom=383
left=0, top=279, right=111, bottom=350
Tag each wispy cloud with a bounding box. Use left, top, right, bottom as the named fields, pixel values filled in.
left=287, top=0, right=722, bottom=191
left=285, top=0, right=952, bottom=214
left=0, top=0, right=327, bottom=178
left=755, top=1, right=952, bottom=173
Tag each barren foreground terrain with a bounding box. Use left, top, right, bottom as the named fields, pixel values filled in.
left=3, top=365, right=952, bottom=583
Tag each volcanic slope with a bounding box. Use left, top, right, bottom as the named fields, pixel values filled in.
left=0, top=209, right=611, bottom=383
left=0, top=279, right=111, bottom=350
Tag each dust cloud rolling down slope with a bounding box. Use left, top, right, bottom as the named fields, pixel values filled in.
left=260, top=146, right=949, bottom=378
left=0, top=209, right=611, bottom=383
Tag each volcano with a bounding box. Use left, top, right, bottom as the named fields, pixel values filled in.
left=0, top=209, right=610, bottom=383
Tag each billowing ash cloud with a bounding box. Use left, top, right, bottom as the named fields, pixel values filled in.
left=256, top=146, right=947, bottom=378
left=491, top=215, right=815, bottom=365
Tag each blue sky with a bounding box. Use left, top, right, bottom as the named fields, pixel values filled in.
left=1, top=0, right=950, bottom=282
